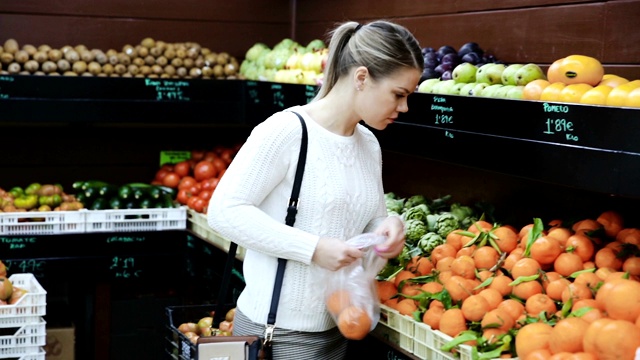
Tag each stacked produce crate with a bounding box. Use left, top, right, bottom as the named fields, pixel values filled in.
left=0, top=273, right=47, bottom=359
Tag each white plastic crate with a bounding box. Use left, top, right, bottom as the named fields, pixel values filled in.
left=85, top=206, right=187, bottom=233
left=188, top=210, right=245, bottom=260
left=379, top=304, right=414, bottom=354
left=11, top=347, right=44, bottom=360
left=0, top=274, right=47, bottom=328
left=0, top=211, right=85, bottom=235
left=415, top=323, right=474, bottom=360
left=0, top=317, right=45, bottom=359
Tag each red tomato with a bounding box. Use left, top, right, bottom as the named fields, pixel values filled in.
left=211, top=158, right=227, bottom=174
left=194, top=160, right=218, bottom=181
left=191, top=150, right=205, bottom=161
left=173, top=161, right=192, bottom=178
left=198, top=189, right=213, bottom=201
left=220, top=148, right=234, bottom=165
left=187, top=196, right=206, bottom=213
left=178, top=176, right=198, bottom=190
left=200, top=177, right=220, bottom=191
left=154, top=168, right=171, bottom=182
left=176, top=188, right=192, bottom=205
left=162, top=172, right=181, bottom=188
left=203, top=151, right=218, bottom=163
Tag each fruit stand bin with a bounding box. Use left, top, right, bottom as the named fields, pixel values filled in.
left=0, top=211, right=86, bottom=236
left=165, top=304, right=234, bottom=360
left=84, top=206, right=187, bottom=233
left=379, top=304, right=415, bottom=354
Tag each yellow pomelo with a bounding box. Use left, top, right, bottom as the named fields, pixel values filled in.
left=539, top=82, right=566, bottom=102
left=598, top=74, right=629, bottom=88
left=558, top=83, right=593, bottom=103
left=624, top=87, right=640, bottom=108
left=523, top=79, right=550, bottom=101
left=580, top=85, right=613, bottom=105
left=606, top=80, right=640, bottom=107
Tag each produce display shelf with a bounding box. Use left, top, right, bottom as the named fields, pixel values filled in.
left=0, top=317, right=46, bottom=359
left=379, top=304, right=415, bottom=354
left=0, top=274, right=47, bottom=327
left=187, top=210, right=246, bottom=261
left=0, top=207, right=187, bottom=236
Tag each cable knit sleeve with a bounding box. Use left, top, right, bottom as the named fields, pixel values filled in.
left=206, top=111, right=319, bottom=264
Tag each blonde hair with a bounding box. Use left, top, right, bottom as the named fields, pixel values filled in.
left=314, top=20, right=423, bottom=100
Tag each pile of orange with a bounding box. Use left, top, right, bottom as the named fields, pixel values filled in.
left=522, top=54, right=640, bottom=107
left=326, top=289, right=372, bottom=340
left=376, top=210, right=640, bottom=360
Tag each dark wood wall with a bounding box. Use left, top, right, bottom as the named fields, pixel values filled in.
left=2, top=1, right=639, bottom=78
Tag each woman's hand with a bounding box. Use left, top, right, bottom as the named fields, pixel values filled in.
left=312, top=237, right=363, bottom=271
left=373, top=216, right=405, bottom=259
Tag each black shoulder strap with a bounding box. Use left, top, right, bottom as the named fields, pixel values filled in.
left=268, top=111, right=308, bottom=325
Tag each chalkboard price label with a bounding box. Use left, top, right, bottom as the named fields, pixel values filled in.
left=271, top=83, right=285, bottom=108
left=5, top=259, right=45, bottom=276
left=0, top=237, right=37, bottom=250
left=0, top=75, right=13, bottom=99
left=110, top=256, right=141, bottom=278
left=542, top=103, right=579, bottom=141
left=145, top=78, right=190, bottom=101
left=430, top=96, right=455, bottom=138
left=305, top=85, right=317, bottom=103
left=159, top=151, right=191, bottom=166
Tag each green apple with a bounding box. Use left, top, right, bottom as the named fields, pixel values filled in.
left=495, top=85, right=515, bottom=98
left=245, top=43, right=270, bottom=62
left=479, top=84, right=504, bottom=98
left=458, top=82, right=478, bottom=96
left=515, top=63, right=547, bottom=86
left=452, top=62, right=478, bottom=83
left=469, top=83, right=489, bottom=96
left=501, top=64, right=524, bottom=85
left=417, top=78, right=440, bottom=93
left=306, top=39, right=326, bottom=52
left=476, top=63, right=506, bottom=85
left=506, top=85, right=525, bottom=99
left=432, top=79, right=456, bottom=94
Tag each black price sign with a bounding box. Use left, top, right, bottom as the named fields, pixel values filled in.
left=145, top=78, right=191, bottom=101
left=109, top=256, right=141, bottom=278
left=106, top=235, right=146, bottom=243
left=270, top=83, right=285, bottom=108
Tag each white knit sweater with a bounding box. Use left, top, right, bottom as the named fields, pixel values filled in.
left=207, top=105, right=388, bottom=332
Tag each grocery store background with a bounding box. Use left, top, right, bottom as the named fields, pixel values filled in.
left=1, top=1, right=639, bottom=359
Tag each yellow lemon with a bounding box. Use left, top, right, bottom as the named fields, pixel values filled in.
left=558, top=83, right=593, bottom=103
left=539, top=82, right=566, bottom=102
left=624, top=87, right=640, bottom=108
left=523, top=79, right=550, bottom=101
left=598, top=74, right=629, bottom=88
left=580, top=85, right=613, bottom=105
left=606, top=80, right=640, bottom=107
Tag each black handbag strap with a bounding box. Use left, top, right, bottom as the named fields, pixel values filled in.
left=216, top=111, right=308, bottom=347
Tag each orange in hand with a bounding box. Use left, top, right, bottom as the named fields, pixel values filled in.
left=337, top=305, right=372, bottom=340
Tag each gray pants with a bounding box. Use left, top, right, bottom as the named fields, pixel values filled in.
left=233, top=308, right=348, bottom=359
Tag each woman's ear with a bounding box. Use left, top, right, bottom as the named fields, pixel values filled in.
left=354, top=66, right=369, bottom=90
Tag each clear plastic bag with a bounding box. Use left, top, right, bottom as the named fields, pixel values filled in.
left=323, top=233, right=388, bottom=340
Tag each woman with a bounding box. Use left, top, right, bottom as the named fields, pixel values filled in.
left=207, top=19, right=424, bottom=359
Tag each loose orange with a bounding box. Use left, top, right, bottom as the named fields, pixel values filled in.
left=445, top=230, right=466, bottom=252
left=488, top=274, right=515, bottom=297
left=512, top=279, right=543, bottom=301
left=525, top=293, right=558, bottom=318
left=439, top=308, right=468, bottom=338
left=553, top=252, right=584, bottom=277
left=573, top=272, right=602, bottom=290
left=515, top=321, right=553, bottom=359
left=492, top=225, right=519, bottom=253
left=337, top=305, right=372, bottom=340
left=601, top=278, right=640, bottom=322
left=530, top=236, right=563, bottom=266
left=503, top=248, right=525, bottom=271
left=623, top=256, right=640, bottom=277
left=430, top=243, right=457, bottom=266
left=525, top=348, right=553, bottom=360
left=473, top=245, right=500, bottom=270
left=435, top=256, right=455, bottom=272
left=546, top=227, right=572, bottom=247
left=376, top=280, right=397, bottom=303
left=443, top=275, right=473, bottom=302
left=561, top=282, right=593, bottom=304
left=498, top=298, right=526, bottom=321
left=548, top=316, right=590, bottom=354
left=422, top=304, right=444, bottom=329
left=545, top=278, right=571, bottom=302
left=421, top=281, right=444, bottom=295
left=393, top=269, right=416, bottom=288
left=407, top=255, right=434, bottom=276
left=594, top=247, right=623, bottom=270
left=395, top=298, right=418, bottom=316
left=511, top=257, right=543, bottom=279
left=583, top=318, right=640, bottom=360
left=461, top=294, right=492, bottom=322
left=478, top=288, right=505, bottom=310
left=596, top=210, right=624, bottom=238
left=481, top=307, right=515, bottom=332
left=451, top=255, right=476, bottom=279
left=565, top=234, right=595, bottom=263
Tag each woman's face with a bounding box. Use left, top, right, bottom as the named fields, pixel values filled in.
left=358, top=67, right=422, bottom=131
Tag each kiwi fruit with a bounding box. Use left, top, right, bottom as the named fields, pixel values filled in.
left=87, top=61, right=101, bottom=75
left=47, top=49, right=63, bottom=62
left=7, top=62, right=21, bottom=73
left=33, top=51, right=48, bottom=63
left=22, top=44, right=37, bottom=56
left=23, top=60, right=39, bottom=73
left=64, top=50, right=80, bottom=63
left=41, top=61, right=57, bottom=73
left=140, top=37, right=155, bottom=49
left=38, top=44, right=52, bottom=53
left=72, top=60, right=87, bottom=73
left=56, top=59, right=71, bottom=72
left=80, top=50, right=94, bottom=62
